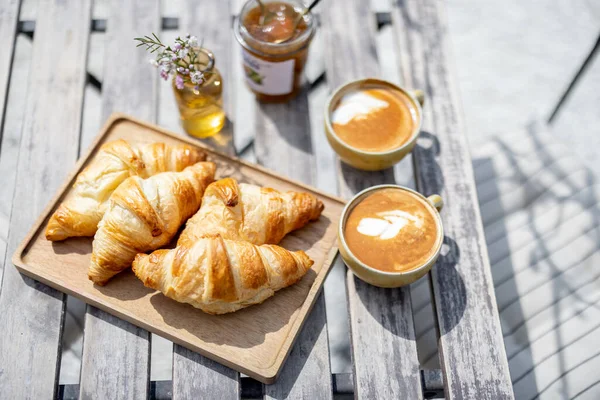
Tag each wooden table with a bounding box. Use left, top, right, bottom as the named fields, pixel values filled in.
left=0, top=0, right=515, bottom=398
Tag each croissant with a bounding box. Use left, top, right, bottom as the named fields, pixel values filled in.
left=88, top=162, right=216, bottom=285
left=178, top=178, right=324, bottom=247
left=132, top=236, right=313, bottom=314
left=45, top=139, right=206, bottom=241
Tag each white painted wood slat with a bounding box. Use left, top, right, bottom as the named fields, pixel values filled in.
left=0, top=34, right=31, bottom=282
left=0, top=0, right=92, bottom=398
left=173, top=345, right=240, bottom=400
left=0, top=0, right=21, bottom=138
left=79, top=0, right=160, bottom=398
left=0, top=0, right=23, bottom=282
left=321, top=0, right=423, bottom=398
left=171, top=1, right=241, bottom=398
left=264, top=294, right=331, bottom=399
left=391, top=0, right=514, bottom=398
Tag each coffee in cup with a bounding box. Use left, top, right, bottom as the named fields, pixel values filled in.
left=324, top=79, right=424, bottom=171
left=331, top=88, right=417, bottom=153
left=344, top=188, right=439, bottom=273
left=338, top=185, right=443, bottom=288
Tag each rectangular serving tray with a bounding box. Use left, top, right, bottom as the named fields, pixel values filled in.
left=12, top=114, right=345, bottom=384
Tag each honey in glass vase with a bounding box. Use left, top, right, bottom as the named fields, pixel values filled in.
left=172, top=48, right=225, bottom=138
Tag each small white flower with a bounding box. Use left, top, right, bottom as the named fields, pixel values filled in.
left=158, top=55, right=171, bottom=66
left=148, top=58, right=158, bottom=67
left=178, top=48, right=188, bottom=59
left=190, top=71, right=204, bottom=84
left=187, top=36, right=199, bottom=48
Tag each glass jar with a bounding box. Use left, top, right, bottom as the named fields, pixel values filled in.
left=172, top=49, right=225, bottom=138
left=234, top=0, right=316, bottom=103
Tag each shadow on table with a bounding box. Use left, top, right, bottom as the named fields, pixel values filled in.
left=429, top=236, right=466, bottom=333
left=412, top=131, right=444, bottom=195
left=263, top=293, right=329, bottom=396
left=174, top=344, right=238, bottom=383
left=255, top=88, right=313, bottom=157
left=352, top=274, right=416, bottom=340
left=196, top=117, right=235, bottom=156
left=51, top=237, right=92, bottom=255
left=477, top=124, right=600, bottom=398
left=447, top=122, right=600, bottom=397
left=352, top=235, right=465, bottom=343
left=337, top=131, right=444, bottom=196
left=393, top=124, right=600, bottom=397
left=339, top=162, right=396, bottom=193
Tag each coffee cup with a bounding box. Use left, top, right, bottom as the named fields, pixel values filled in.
left=338, top=185, right=443, bottom=288
left=324, top=78, right=424, bottom=171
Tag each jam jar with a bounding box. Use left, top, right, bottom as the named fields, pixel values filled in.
left=234, top=0, right=316, bottom=102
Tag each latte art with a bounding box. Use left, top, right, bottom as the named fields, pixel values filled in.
left=357, top=210, right=424, bottom=240
left=331, top=91, right=389, bottom=125
left=344, top=189, right=438, bottom=273
left=331, top=87, right=417, bottom=153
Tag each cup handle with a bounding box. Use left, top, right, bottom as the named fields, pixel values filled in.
left=412, top=89, right=425, bottom=106
left=427, top=194, right=443, bottom=212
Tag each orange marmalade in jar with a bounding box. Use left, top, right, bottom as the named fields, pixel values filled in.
left=234, top=0, right=316, bottom=102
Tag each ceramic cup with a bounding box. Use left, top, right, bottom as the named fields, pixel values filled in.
left=324, top=78, right=424, bottom=171
left=338, top=185, right=444, bottom=288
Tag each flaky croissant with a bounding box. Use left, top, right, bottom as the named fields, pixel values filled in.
left=177, top=178, right=324, bottom=247
left=132, top=236, right=313, bottom=314
left=46, top=139, right=206, bottom=241
left=88, top=162, right=216, bottom=285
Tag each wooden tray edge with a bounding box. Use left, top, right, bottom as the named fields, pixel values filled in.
left=265, top=245, right=340, bottom=382
left=12, top=245, right=339, bottom=384
left=12, top=113, right=126, bottom=267
left=10, top=257, right=264, bottom=381
left=10, top=112, right=346, bottom=384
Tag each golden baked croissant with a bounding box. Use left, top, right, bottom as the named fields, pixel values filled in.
left=45, top=139, right=206, bottom=241
left=88, top=162, right=216, bottom=285
left=132, top=236, right=313, bottom=314
left=178, top=178, right=324, bottom=247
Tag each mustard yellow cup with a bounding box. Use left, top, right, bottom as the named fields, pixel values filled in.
left=325, top=78, right=424, bottom=171
left=338, top=185, right=444, bottom=288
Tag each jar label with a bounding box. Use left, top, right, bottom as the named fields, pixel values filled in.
left=241, top=49, right=295, bottom=95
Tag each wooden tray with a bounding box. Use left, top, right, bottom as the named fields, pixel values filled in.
left=12, top=114, right=344, bottom=384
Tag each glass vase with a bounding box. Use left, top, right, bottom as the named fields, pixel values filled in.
left=172, top=49, right=225, bottom=138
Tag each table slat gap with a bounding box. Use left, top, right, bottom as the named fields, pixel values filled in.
left=0, top=35, right=31, bottom=282
left=0, top=0, right=21, bottom=144
left=0, top=0, right=92, bottom=398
